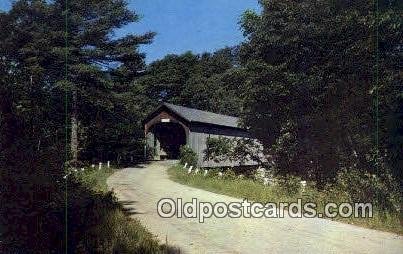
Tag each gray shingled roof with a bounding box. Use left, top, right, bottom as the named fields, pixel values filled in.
left=163, top=103, right=240, bottom=128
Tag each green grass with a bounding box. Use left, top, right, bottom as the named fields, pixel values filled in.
left=75, top=166, right=181, bottom=254
left=168, top=164, right=402, bottom=235
left=79, top=166, right=117, bottom=192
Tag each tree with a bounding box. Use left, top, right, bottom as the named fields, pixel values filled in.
left=0, top=0, right=154, bottom=163
left=180, top=48, right=246, bottom=115
left=239, top=0, right=402, bottom=185
left=62, top=0, right=154, bottom=162
left=138, top=51, right=199, bottom=103
left=0, top=0, right=154, bottom=251
left=139, top=47, right=244, bottom=116
left=204, top=137, right=264, bottom=166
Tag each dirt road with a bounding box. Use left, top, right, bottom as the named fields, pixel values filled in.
left=107, top=161, right=402, bottom=254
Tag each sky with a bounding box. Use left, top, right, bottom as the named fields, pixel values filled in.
left=0, top=0, right=260, bottom=63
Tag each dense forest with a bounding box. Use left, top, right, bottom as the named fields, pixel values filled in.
left=0, top=0, right=401, bottom=252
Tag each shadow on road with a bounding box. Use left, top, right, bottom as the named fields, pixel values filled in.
left=118, top=200, right=144, bottom=215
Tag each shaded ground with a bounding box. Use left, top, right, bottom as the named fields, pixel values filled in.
left=107, top=161, right=403, bottom=254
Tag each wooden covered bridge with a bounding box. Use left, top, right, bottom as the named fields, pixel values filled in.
left=143, top=103, right=256, bottom=167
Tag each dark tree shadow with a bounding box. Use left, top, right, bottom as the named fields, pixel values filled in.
left=121, top=206, right=144, bottom=216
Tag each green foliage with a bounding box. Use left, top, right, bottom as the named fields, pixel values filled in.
left=139, top=48, right=244, bottom=116
left=1, top=0, right=401, bottom=250
left=204, top=167, right=238, bottom=180
left=222, top=169, right=237, bottom=180
left=138, top=52, right=200, bottom=103
left=145, top=144, right=156, bottom=160
left=168, top=164, right=402, bottom=234
left=82, top=209, right=161, bottom=254
left=231, top=138, right=265, bottom=165
left=204, top=137, right=264, bottom=166
left=204, top=137, right=233, bottom=163
left=330, top=168, right=400, bottom=213
left=0, top=0, right=155, bottom=163
left=274, top=175, right=302, bottom=197
left=66, top=167, right=180, bottom=254
left=78, top=166, right=117, bottom=192
left=179, top=145, right=198, bottom=167
left=238, top=0, right=402, bottom=190
left=205, top=168, right=222, bottom=177
left=0, top=0, right=157, bottom=252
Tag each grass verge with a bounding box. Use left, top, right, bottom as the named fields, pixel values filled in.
left=72, top=166, right=181, bottom=253
left=168, top=164, right=402, bottom=235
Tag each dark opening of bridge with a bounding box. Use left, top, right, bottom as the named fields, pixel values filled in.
left=148, top=122, right=186, bottom=159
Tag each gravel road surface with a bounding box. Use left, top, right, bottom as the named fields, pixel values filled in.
left=107, top=161, right=402, bottom=254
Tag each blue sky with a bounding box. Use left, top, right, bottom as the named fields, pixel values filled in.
left=0, top=0, right=260, bottom=63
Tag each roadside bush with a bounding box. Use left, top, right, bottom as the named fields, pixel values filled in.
left=64, top=177, right=162, bottom=254
left=205, top=168, right=222, bottom=177
left=253, top=167, right=267, bottom=182
left=223, top=169, right=237, bottom=180
left=204, top=137, right=233, bottom=163
left=179, top=145, right=198, bottom=167
left=274, top=175, right=301, bottom=196
left=65, top=159, right=86, bottom=169
left=145, top=144, right=156, bottom=160
left=330, top=167, right=400, bottom=213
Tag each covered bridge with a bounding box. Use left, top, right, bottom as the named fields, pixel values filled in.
left=143, top=103, right=255, bottom=167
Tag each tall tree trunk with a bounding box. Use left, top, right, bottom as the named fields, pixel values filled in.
left=70, top=89, right=78, bottom=162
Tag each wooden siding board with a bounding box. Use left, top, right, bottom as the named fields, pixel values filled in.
left=189, top=128, right=259, bottom=168
left=144, top=105, right=259, bottom=168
